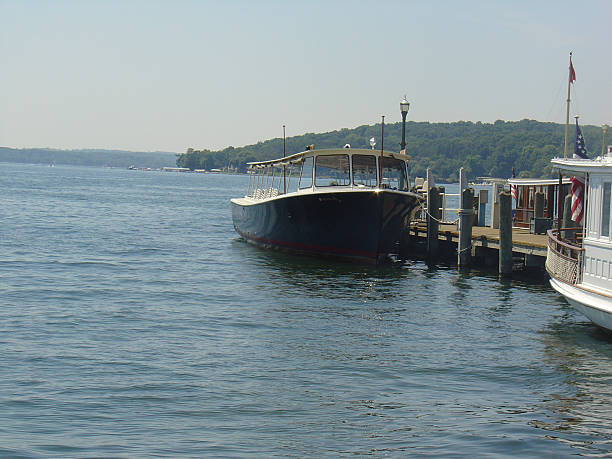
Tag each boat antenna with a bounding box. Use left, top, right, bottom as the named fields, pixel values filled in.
left=282, top=124, right=287, bottom=194
left=381, top=115, right=385, bottom=154
left=379, top=115, right=385, bottom=188
left=564, top=51, right=576, bottom=159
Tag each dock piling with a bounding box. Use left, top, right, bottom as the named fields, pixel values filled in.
left=490, top=183, right=503, bottom=229
left=458, top=188, right=474, bottom=268
left=478, top=189, right=488, bottom=227
left=499, top=191, right=513, bottom=276
left=425, top=168, right=435, bottom=219
left=427, top=187, right=440, bottom=260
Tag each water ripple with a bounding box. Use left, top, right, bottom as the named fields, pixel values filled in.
left=1, top=164, right=612, bottom=457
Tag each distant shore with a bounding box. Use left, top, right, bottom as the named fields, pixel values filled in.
left=0, top=147, right=177, bottom=170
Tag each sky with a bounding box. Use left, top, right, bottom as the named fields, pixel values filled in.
left=1, top=0, right=610, bottom=153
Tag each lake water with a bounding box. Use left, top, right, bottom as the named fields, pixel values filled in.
left=1, top=162, right=612, bottom=458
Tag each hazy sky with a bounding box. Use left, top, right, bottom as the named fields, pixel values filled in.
left=1, top=0, right=610, bottom=153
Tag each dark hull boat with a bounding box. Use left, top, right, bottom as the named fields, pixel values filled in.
left=231, top=148, right=423, bottom=263
left=232, top=189, right=421, bottom=262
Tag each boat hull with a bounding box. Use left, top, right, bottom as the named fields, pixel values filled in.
left=231, top=190, right=422, bottom=263
left=549, top=277, right=612, bottom=332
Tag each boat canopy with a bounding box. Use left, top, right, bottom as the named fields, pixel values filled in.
left=243, top=148, right=413, bottom=200
left=246, top=148, right=410, bottom=169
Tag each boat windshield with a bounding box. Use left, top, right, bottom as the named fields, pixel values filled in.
left=315, top=154, right=350, bottom=187
left=299, top=156, right=314, bottom=189
left=381, top=157, right=409, bottom=191
left=352, top=154, right=377, bottom=187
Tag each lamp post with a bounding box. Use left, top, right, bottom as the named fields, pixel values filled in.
left=603, top=124, right=609, bottom=157
left=400, top=97, right=410, bottom=152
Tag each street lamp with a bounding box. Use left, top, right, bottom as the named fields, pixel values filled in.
left=603, top=124, right=609, bottom=157
left=400, top=96, right=410, bottom=152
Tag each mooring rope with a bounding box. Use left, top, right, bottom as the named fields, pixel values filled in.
left=456, top=244, right=472, bottom=254
left=417, top=204, right=475, bottom=254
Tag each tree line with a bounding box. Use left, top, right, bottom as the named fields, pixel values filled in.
left=176, top=119, right=608, bottom=182
left=0, top=147, right=177, bottom=169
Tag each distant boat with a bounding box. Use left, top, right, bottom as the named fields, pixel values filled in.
left=231, top=147, right=423, bottom=264
left=507, top=177, right=570, bottom=229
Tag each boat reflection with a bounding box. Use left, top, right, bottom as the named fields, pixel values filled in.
left=233, top=237, right=419, bottom=303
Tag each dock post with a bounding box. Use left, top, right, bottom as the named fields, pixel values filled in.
left=425, top=168, right=435, bottom=217
left=490, top=183, right=502, bottom=229
left=427, top=187, right=440, bottom=260
left=534, top=192, right=545, bottom=218
left=499, top=191, right=513, bottom=276
left=478, top=189, right=488, bottom=227
left=438, top=185, right=446, bottom=222
left=459, top=167, right=466, bottom=194
left=562, top=194, right=574, bottom=240
left=458, top=188, right=474, bottom=268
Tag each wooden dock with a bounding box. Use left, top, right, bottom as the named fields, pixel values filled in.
left=407, top=221, right=549, bottom=270
left=410, top=222, right=547, bottom=256
left=410, top=167, right=554, bottom=274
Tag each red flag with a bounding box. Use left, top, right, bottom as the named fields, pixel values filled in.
left=569, top=58, right=576, bottom=84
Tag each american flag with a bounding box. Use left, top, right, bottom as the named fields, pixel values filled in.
left=510, top=167, right=517, bottom=204
left=570, top=119, right=588, bottom=224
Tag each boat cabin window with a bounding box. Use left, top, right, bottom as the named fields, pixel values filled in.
left=299, top=156, right=314, bottom=189
left=381, top=157, right=409, bottom=190
left=352, top=154, right=377, bottom=187
left=603, top=182, right=611, bottom=237
left=315, top=154, right=350, bottom=187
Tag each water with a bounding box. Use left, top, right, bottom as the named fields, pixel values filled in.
left=1, top=163, right=611, bottom=458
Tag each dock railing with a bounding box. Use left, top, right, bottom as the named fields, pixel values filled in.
left=545, top=228, right=584, bottom=285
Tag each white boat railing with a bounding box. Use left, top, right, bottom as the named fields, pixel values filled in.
left=545, top=228, right=584, bottom=285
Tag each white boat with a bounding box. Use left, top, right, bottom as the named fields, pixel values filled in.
left=546, top=155, right=612, bottom=331
left=545, top=53, right=612, bottom=331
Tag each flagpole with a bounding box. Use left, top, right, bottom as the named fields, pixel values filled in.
left=564, top=52, right=574, bottom=159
